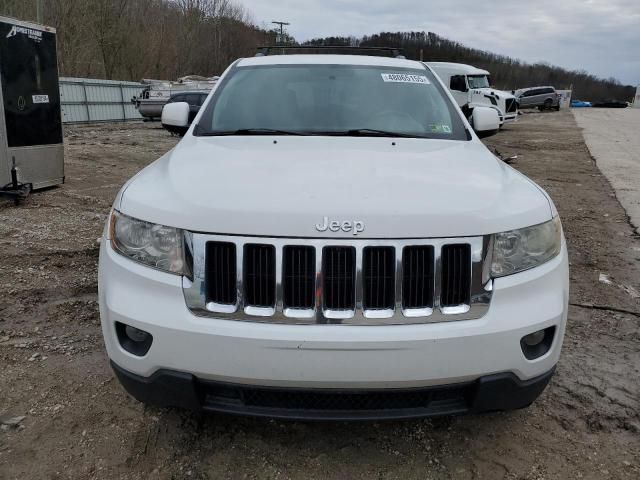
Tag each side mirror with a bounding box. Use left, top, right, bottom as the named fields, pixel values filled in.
left=472, top=106, right=500, bottom=137
left=161, top=102, right=190, bottom=128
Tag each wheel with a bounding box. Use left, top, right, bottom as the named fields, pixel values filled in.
left=543, top=99, right=553, bottom=110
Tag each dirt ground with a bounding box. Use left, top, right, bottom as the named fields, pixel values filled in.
left=1, top=112, right=639, bottom=479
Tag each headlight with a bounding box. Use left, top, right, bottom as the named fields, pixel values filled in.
left=491, top=216, right=562, bottom=277
left=109, top=210, right=186, bottom=275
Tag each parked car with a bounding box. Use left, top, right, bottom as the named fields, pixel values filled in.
left=426, top=62, right=518, bottom=128
left=161, top=91, right=209, bottom=135
left=571, top=100, right=592, bottom=108
left=592, top=100, right=628, bottom=108
left=100, top=50, right=568, bottom=420
left=132, top=76, right=218, bottom=120
left=514, top=86, right=560, bottom=111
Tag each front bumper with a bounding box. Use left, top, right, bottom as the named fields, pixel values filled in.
left=99, top=238, right=568, bottom=408
left=111, top=360, right=556, bottom=420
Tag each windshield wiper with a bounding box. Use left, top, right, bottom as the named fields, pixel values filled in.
left=199, top=128, right=307, bottom=136
left=342, top=128, right=427, bottom=138
left=199, top=128, right=428, bottom=138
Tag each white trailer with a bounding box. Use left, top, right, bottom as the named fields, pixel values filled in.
left=0, top=16, right=64, bottom=201
left=425, top=62, right=518, bottom=128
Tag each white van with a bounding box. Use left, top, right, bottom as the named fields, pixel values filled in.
left=426, top=62, right=518, bottom=128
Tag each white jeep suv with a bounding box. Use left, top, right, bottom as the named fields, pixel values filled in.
left=99, top=52, right=568, bottom=420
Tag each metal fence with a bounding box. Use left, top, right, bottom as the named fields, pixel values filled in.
left=59, top=77, right=144, bottom=124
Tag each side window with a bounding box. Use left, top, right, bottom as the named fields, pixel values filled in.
left=185, top=94, right=199, bottom=106
left=450, top=75, right=467, bottom=92
left=543, top=88, right=555, bottom=94
left=171, top=94, right=185, bottom=103
left=200, top=94, right=208, bottom=105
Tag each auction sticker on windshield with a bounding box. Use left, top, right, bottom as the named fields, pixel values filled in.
left=381, top=73, right=430, bottom=84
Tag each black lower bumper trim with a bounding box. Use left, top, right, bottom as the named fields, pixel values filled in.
left=111, top=361, right=555, bottom=421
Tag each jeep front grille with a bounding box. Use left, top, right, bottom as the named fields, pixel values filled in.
left=182, top=234, right=492, bottom=325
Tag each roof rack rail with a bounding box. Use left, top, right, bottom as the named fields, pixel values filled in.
left=255, top=45, right=406, bottom=59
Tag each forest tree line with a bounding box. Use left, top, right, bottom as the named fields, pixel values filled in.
left=305, top=32, right=635, bottom=102
left=1, top=2, right=633, bottom=101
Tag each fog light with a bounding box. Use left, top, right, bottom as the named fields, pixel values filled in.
left=115, top=322, right=153, bottom=356
left=522, top=330, right=545, bottom=347
left=125, top=325, right=149, bottom=343
left=520, top=326, right=556, bottom=360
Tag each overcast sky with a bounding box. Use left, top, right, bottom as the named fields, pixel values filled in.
left=242, top=0, right=639, bottom=86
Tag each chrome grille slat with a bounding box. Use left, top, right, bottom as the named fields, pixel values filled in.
left=363, top=246, right=395, bottom=312
left=282, top=246, right=315, bottom=310
left=243, top=244, right=276, bottom=308
left=183, top=235, right=492, bottom=325
left=440, top=244, right=471, bottom=312
left=402, top=245, right=434, bottom=313
left=205, top=242, right=237, bottom=307
left=323, top=246, right=356, bottom=314
left=275, top=245, right=284, bottom=313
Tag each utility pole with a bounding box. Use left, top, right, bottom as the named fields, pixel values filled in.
left=36, top=0, right=43, bottom=23
left=272, top=21, right=290, bottom=45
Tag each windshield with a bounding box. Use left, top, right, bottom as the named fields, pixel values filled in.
left=196, top=64, right=467, bottom=140
left=467, top=75, right=491, bottom=89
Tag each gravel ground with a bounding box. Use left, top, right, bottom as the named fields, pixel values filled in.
left=573, top=108, right=640, bottom=234
left=1, top=112, right=639, bottom=479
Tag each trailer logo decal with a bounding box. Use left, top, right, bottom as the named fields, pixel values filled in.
left=6, top=25, right=43, bottom=42
left=32, top=95, right=50, bottom=104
